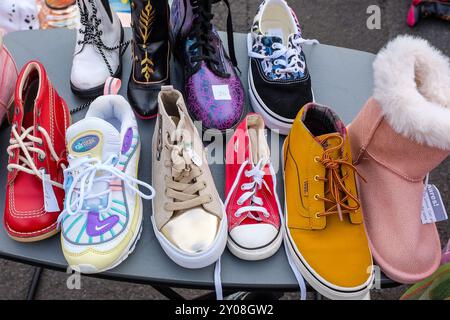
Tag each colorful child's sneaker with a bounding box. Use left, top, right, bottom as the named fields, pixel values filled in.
left=225, top=113, right=282, bottom=260
left=59, top=92, right=155, bottom=273
left=4, top=61, right=70, bottom=242
left=248, top=0, right=318, bottom=135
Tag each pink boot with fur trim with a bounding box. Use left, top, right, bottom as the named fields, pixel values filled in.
left=348, top=35, right=450, bottom=284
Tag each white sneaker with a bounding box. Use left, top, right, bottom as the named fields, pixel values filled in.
left=70, top=0, right=126, bottom=98
left=59, top=93, right=154, bottom=273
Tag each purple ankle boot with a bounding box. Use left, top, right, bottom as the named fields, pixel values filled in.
left=171, top=0, right=245, bottom=131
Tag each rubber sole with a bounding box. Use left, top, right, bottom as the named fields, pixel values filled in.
left=227, top=229, right=283, bottom=261
left=281, top=139, right=374, bottom=300
left=6, top=224, right=59, bottom=243
left=134, top=110, right=158, bottom=120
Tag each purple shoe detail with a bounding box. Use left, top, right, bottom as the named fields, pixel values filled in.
left=186, top=62, right=244, bottom=130
left=172, top=0, right=245, bottom=131
left=86, top=210, right=119, bottom=237
left=121, top=127, right=133, bottom=155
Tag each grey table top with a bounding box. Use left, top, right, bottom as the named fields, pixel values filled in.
left=0, top=28, right=380, bottom=291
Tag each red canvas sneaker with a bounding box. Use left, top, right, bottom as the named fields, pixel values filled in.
left=4, top=61, right=70, bottom=242
left=225, top=113, right=282, bottom=260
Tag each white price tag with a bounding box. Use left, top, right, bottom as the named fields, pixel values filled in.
left=187, top=147, right=203, bottom=167
left=421, top=184, right=447, bottom=224
left=41, top=169, right=60, bottom=212
left=212, top=85, right=231, bottom=101
left=266, top=28, right=284, bottom=40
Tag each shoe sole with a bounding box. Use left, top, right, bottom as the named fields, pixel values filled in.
left=5, top=224, right=59, bottom=242
left=70, top=26, right=124, bottom=99
left=227, top=230, right=283, bottom=261
left=133, top=111, right=158, bottom=121
left=281, top=139, right=374, bottom=300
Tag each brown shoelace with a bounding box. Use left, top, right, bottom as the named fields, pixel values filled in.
left=164, top=135, right=212, bottom=212
left=315, top=135, right=365, bottom=221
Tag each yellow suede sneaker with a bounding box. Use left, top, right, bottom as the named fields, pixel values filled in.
left=283, top=103, right=374, bottom=300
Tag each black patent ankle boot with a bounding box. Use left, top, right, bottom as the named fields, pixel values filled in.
left=128, top=0, right=170, bottom=119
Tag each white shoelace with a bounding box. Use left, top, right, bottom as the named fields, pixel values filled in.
left=57, top=154, right=155, bottom=225
left=7, top=124, right=66, bottom=188
left=214, top=258, right=223, bottom=300
left=283, top=220, right=307, bottom=300
left=235, top=158, right=270, bottom=220
left=248, top=33, right=319, bottom=76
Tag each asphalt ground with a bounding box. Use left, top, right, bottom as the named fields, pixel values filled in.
left=0, top=0, right=448, bottom=300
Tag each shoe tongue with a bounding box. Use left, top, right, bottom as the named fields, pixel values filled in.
left=261, top=35, right=283, bottom=47
left=67, top=117, right=121, bottom=163
left=317, top=133, right=344, bottom=210
left=317, top=133, right=343, bottom=158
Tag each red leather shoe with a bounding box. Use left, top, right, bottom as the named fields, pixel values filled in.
left=225, top=113, right=282, bottom=260
left=4, top=61, right=70, bottom=242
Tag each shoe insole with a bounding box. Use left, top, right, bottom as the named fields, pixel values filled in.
left=248, top=124, right=269, bottom=165
left=260, top=5, right=295, bottom=44
left=22, top=78, right=39, bottom=128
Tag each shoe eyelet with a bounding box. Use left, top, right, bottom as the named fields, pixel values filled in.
left=315, top=212, right=321, bottom=218
left=314, top=175, right=320, bottom=182
left=314, top=156, right=320, bottom=163
left=314, top=194, right=320, bottom=200
left=38, top=154, right=45, bottom=162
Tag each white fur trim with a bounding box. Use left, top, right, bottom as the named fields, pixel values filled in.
left=373, top=35, right=450, bottom=150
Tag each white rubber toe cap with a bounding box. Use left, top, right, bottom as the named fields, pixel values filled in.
left=230, top=224, right=278, bottom=249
